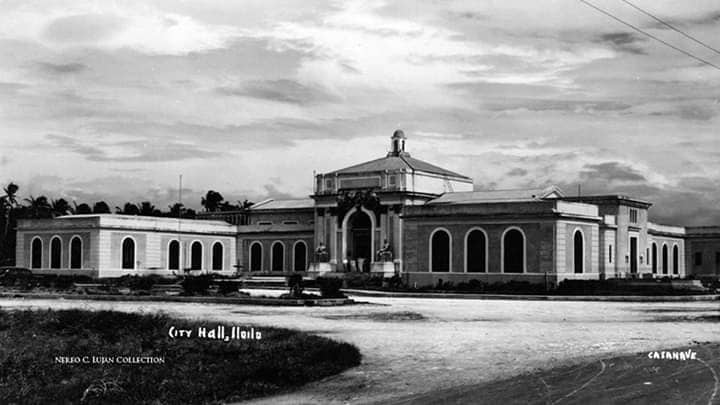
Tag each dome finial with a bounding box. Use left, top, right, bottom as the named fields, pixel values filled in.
left=389, top=129, right=408, bottom=156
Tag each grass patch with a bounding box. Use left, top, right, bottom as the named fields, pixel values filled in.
left=0, top=309, right=361, bottom=404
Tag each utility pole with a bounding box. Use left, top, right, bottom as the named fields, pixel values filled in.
left=178, top=174, right=182, bottom=273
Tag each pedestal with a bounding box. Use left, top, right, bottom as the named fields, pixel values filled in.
left=370, top=262, right=396, bottom=278
left=307, top=262, right=333, bottom=278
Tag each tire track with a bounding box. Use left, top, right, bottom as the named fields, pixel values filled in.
left=553, top=360, right=606, bottom=404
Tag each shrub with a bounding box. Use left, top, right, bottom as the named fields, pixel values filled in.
left=35, top=274, right=94, bottom=290
left=486, top=280, right=546, bottom=294
left=316, top=277, right=345, bottom=298
left=217, top=280, right=241, bottom=295
left=0, top=272, right=35, bottom=289
left=115, top=275, right=160, bottom=291
left=343, top=273, right=369, bottom=288
left=286, top=274, right=304, bottom=298
left=180, top=274, right=214, bottom=295
left=387, top=274, right=404, bottom=290
left=456, top=279, right=487, bottom=292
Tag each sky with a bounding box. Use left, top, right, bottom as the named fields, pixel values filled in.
left=1, top=0, right=720, bottom=225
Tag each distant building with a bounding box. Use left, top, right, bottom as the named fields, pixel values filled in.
left=15, top=130, right=720, bottom=284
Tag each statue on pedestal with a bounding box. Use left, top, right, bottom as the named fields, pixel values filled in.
left=376, top=239, right=393, bottom=262
left=314, top=243, right=329, bottom=263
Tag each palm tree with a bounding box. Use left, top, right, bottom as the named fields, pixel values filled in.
left=24, top=195, right=52, bottom=219
left=50, top=198, right=74, bottom=217
left=201, top=190, right=224, bottom=212
left=167, top=203, right=196, bottom=219
left=0, top=183, right=19, bottom=265
left=167, top=203, right=185, bottom=218
left=138, top=201, right=161, bottom=216
left=1, top=182, right=19, bottom=238
left=115, top=202, right=140, bottom=215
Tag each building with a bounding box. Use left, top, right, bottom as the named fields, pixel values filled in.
left=15, top=214, right=237, bottom=278
left=15, top=130, right=720, bottom=284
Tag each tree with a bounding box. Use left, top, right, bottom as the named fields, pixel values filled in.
left=115, top=202, right=140, bottom=216
left=74, top=202, right=92, bottom=214
left=0, top=182, right=20, bottom=265
left=24, top=196, right=52, bottom=219
left=167, top=203, right=197, bottom=219
left=138, top=201, right=162, bottom=216
left=50, top=198, right=74, bottom=217
left=1, top=182, right=19, bottom=239
left=201, top=190, right=224, bottom=212
left=92, top=201, right=111, bottom=214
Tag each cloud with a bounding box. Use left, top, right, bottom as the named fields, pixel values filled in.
left=262, top=184, right=299, bottom=200
left=216, top=79, right=338, bottom=105
left=594, top=32, right=647, bottom=55
left=579, top=162, right=647, bottom=183
left=44, top=133, right=226, bottom=162
left=35, top=61, right=87, bottom=74
left=2, top=5, right=242, bottom=55
left=44, top=14, right=125, bottom=43
left=507, top=168, right=527, bottom=177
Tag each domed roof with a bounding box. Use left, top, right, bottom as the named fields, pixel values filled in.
left=392, top=129, right=406, bottom=139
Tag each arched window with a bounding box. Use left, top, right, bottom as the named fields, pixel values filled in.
left=294, top=241, right=307, bottom=271
left=168, top=240, right=180, bottom=270
left=672, top=245, right=679, bottom=275
left=271, top=242, right=284, bottom=271
left=651, top=243, right=657, bottom=273
left=70, top=236, right=82, bottom=269
left=31, top=237, right=42, bottom=269
left=574, top=230, right=584, bottom=274
left=430, top=229, right=451, bottom=272
left=190, top=241, right=203, bottom=270
left=662, top=244, right=668, bottom=274
left=212, top=242, right=223, bottom=270
left=465, top=229, right=486, bottom=272
left=250, top=242, right=262, bottom=271
left=50, top=236, right=62, bottom=269
left=121, top=237, right=135, bottom=269
left=503, top=228, right=525, bottom=273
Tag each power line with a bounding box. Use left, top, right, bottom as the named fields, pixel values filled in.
left=577, top=0, right=720, bottom=71
left=618, top=0, right=720, bottom=57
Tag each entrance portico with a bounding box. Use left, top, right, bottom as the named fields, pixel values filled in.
left=311, top=130, right=474, bottom=273
left=342, top=206, right=375, bottom=271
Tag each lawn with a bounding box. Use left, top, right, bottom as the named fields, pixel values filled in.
left=0, top=309, right=361, bottom=404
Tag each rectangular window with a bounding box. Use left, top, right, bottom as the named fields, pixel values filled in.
left=629, top=208, right=638, bottom=224
left=339, top=177, right=381, bottom=189
left=388, top=175, right=397, bottom=186
left=609, top=245, right=613, bottom=263
left=257, top=221, right=272, bottom=225
left=716, top=252, right=720, bottom=265
left=694, top=252, right=703, bottom=266
left=282, top=220, right=299, bottom=225
left=325, top=179, right=334, bottom=191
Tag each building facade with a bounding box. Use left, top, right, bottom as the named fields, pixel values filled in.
left=15, top=130, right=720, bottom=284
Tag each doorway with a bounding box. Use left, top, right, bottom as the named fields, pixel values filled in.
left=346, top=210, right=372, bottom=271
left=630, top=236, right=638, bottom=274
